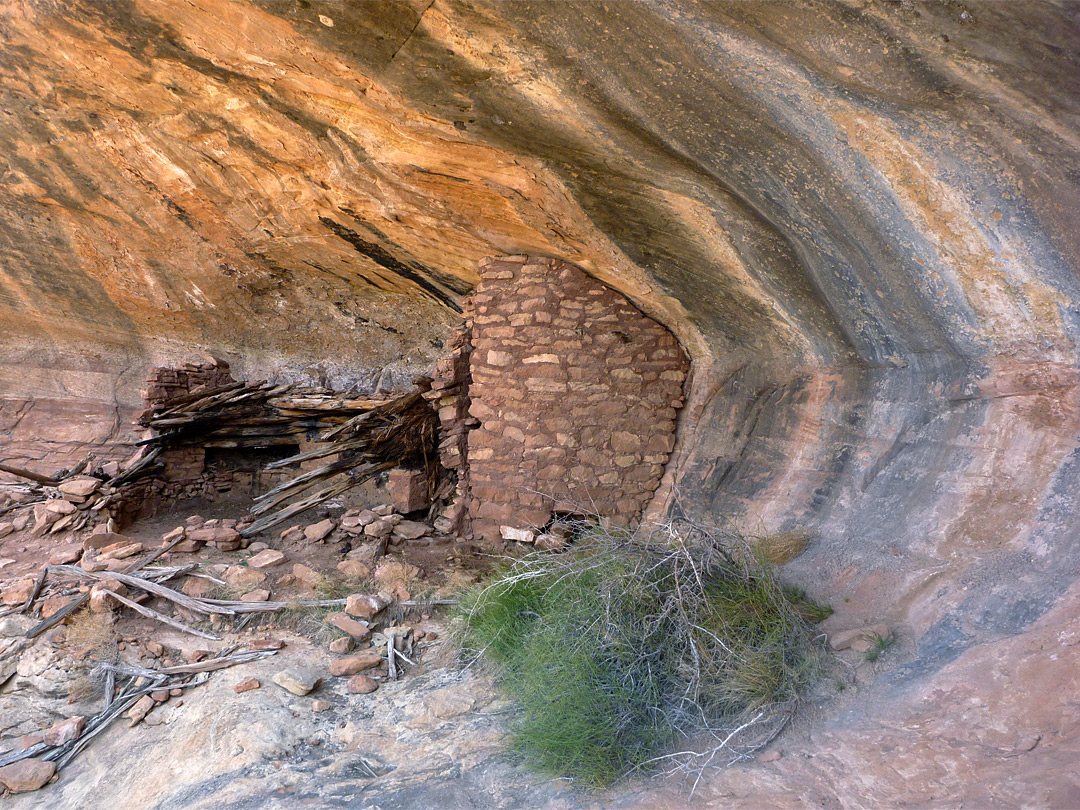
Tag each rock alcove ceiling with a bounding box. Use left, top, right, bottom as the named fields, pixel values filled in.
left=1, top=0, right=1079, bottom=806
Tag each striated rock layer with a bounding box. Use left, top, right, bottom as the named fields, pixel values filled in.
left=1, top=0, right=1079, bottom=805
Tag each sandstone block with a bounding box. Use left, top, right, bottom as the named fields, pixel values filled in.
left=328, top=637, right=354, bottom=654
left=223, top=565, right=267, bottom=589
left=345, top=592, right=390, bottom=620
left=304, top=518, right=335, bottom=542
left=347, top=674, right=379, bottom=694
left=325, top=612, right=371, bottom=641
left=89, top=579, right=127, bottom=612
left=48, top=543, right=83, bottom=565
left=388, top=468, right=431, bottom=513
left=272, top=668, right=321, bottom=696
left=233, top=677, right=260, bottom=693
left=392, top=520, right=431, bottom=541
left=0, top=759, right=56, bottom=793
left=40, top=595, right=75, bottom=619
left=247, top=549, right=287, bottom=569
left=2, top=580, right=36, bottom=606
left=43, top=716, right=85, bottom=746
left=329, top=652, right=383, bottom=677
left=364, top=519, right=393, bottom=539
left=81, top=532, right=132, bottom=551
left=44, top=499, right=77, bottom=515
left=486, top=349, right=513, bottom=366
left=292, top=563, right=324, bottom=590
left=337, top=560, right=372, bottom=579
left=500, top=525, right=536, bottom=543
left=57, top=477, right=101, bottom=498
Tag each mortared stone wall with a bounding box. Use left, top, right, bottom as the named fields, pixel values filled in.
left=464, top=256, right=688, bottom=542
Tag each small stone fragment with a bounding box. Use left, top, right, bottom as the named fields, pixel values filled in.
left=247, top=548, right=287, bottom=569
left=329, top=652, right=383, bottom=677
left=127, top=694, right=156, bottom=726
left=272, top=668, right=321, bottom=696
left=0, top=758, right=57, bottom=793
left=48, top=543, right=83, bottom=565
left=345, top=593, right=390, bottom=620
left=311, top=699, right=331, bottom=712
left=304, top=518, right=335, bottom=542
left=324, top=612, right=371, bottom=641
left=292, top=563, right=324, bottom=589
left=43, top=716, right=85, bottom=746
left=500, top=525, right=536, bottom=544
left=347, top=674, right=379, bottom=694
left=248, top=638, right=285, bottom=651
left=328, top=637, right=354, bottom=654
left=234, top=677, right=261, bottom=694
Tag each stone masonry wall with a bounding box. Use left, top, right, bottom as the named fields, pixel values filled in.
left=424, top=323, right=475, bottom=535
left=465, top=256, right=688, bottom=542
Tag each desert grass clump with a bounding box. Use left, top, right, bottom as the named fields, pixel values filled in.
left=455, top=520, right=828, bottom=788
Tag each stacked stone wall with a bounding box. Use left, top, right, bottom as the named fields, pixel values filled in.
left=465, top=256, right=688, bottom=542
left=141, top=359, right=234, bottom=410
left=424, top=323, right=475, bottom=534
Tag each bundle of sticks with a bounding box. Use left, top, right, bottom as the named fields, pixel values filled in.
left=242, top=387, right=439, bottom=536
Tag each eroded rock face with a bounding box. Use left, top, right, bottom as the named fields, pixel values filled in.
left=1, top=0, right=1079, bottom=805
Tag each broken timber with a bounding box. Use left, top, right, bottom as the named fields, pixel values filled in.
left=133, top=375, right=440, bottom=537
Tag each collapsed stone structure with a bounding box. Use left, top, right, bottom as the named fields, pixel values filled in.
left=118, top=257, right=689, bottom=544
left=114, top=360, right=294, bottom=523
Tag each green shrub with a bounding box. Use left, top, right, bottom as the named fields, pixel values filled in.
left=455, top=521, right=828, bottom=787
